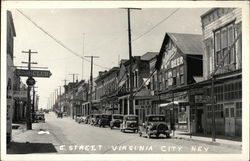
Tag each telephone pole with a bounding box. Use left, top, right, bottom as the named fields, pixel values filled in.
left=62, top=79, right=69, bottom=113
left=122, top=8, right=141, bottom=114
left=69, top=73, right=79, bottom=119
left=85, top=56, right=99, bottom=115
left=22, top=49, right=37, bottom=130
left=58, top=86, right=62, bottom=112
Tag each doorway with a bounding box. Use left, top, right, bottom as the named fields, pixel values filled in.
left=225, top=104, right=236, bottom=136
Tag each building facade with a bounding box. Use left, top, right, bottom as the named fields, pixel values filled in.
left=200, top=8, right=242, bottom=137
left=95, top=67, right=120, bottom=114
left=152, top=32, right=203, bottom=131
left=117, top=52, right=157, bottom=124
left=6, top=10, right=16, bottom=143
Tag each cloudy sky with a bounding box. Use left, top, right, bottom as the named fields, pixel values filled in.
left=10, top=7, right=209, bottom=108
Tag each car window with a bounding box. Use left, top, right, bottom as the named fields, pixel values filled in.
left=113, top=115, right=123, bottom=119
left=148, top=116, right=165, bottom=122
left=125, top=116, right=137, bottom=121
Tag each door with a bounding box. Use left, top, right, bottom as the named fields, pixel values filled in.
left=225, top=104, right=236, bottom=136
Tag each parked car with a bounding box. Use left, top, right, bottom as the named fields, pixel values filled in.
left=110, top=114, right=123, bottom=129
left=75, top=114, right=84, bottom=123
left=120, top=115, right=138, bottom=133
left=98, top=114, right=111, bottom=127
left=86, top=114, right=93, bottom=124
left=57, top=112, right=63, bottom=118
left=34, top=112, right=45, bottom=123
left=138, top=115, right=170, bottom=138
left=91, top=114, right=101, bottom=126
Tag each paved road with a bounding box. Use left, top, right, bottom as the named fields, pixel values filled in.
left=32, top=112, right=240, bottom=154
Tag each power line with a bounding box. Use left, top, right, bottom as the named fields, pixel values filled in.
left=16, top=9, right=110, bottom=70
left=132, top=8, right=180, bottom=42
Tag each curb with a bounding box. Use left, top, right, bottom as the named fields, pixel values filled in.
left=171, top=136, right=242, bottom=150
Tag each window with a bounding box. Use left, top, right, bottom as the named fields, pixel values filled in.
left=172, top=68, right=177, bottom=86
left=236, top=102, right=242, bottom=118
left=165, top=71, right=168, bottom=89
left=214, top=22, right=236, bottom=71
left=168, top=70, right=173, bottom=86
left=179, top=65, right=184, bottom=85
left=159, top=73, right=162, bottom=91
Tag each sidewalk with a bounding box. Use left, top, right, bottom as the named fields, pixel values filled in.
left=171, top=130, right=242, bottom=150
left=7, top=122, right=58, bottom=154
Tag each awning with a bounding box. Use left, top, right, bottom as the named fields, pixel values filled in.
left=159, top=100, right=188, bottom=107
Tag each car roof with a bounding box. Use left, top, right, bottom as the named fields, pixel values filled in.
left=146, top=115, right=165, bottom=117
left=124, top=115, right=138, bottom=117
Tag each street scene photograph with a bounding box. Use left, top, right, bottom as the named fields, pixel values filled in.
left=2, top=1, right=249, bottom=160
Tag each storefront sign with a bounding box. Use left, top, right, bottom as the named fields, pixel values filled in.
left=195, top=95, right=216, bottom=104
left=171, top=56, right=184, bottom=68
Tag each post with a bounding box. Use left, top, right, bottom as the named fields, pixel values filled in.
left=69, top=73, right=79, bottom=119
left=85, top=56, right=99, bottom=115
left=32, top=87, right=36, bottom=122
left=211, top=76, right=216, bottom=142
left=59, top=86, right=62, bottom=112
left=172, top=91, right=175, bottom=137
left=22, top=49, right=37, bottom=130
left=127, top=8, right=134, bottom=115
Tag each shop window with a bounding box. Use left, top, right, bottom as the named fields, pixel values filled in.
left=168, top=70, right=173, bottom=86
left=172, top=68, right=177, bottom=86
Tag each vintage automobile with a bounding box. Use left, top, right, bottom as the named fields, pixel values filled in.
left=120, top=115, right=138, bottom=133
left=34, top=112, right=45, bottom=123
left=138, top=115, right=170, bottom=138
left=91, top=114, right=102, bottom=126
left=75, top=115, right=86, bottom=124
left=98, top=114, right=111, bottom=127
left=85, top=114, right=93, bottom=124
left=110, top=114, right=123, bottom=129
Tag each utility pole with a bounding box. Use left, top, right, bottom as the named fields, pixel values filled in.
left=122, top=8, right=141, bottom=114
left=85, top=56, right=99, bottom=115
left=22, top=49, right=37, bottom=130
left=82, top=33, right=85, bottom=80
left=69, top=73, right=79, bottom=119
left=62, top=79, right=69, bottom=113
left=32, top=86, right=37, bottom=122
left=58, top=86, right=62, bottom=112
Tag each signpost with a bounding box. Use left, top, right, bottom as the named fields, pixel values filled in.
left=16, top=69, right=52, bottom=78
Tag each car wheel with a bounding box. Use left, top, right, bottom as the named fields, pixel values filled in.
left=139, top=132, right=142, bottom=137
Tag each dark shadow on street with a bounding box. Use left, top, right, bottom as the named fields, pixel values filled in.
left=177, top=132, right=242, bottom=142
left=7, top=142, right=57, bottom=154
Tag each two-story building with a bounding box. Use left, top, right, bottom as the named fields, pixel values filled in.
left=200, top=8, right=242, bottom=137
left=152, top=32, right=203, bottom=131
left=95, top=67, right=120, bottom=114
left=6, top=10, right=16, bottom=143
left=117, top=52, right=157, bottom=123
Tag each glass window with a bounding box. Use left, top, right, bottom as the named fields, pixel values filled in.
left=173, top=68, right=177, bottom=77
left=215, top=31, right=221, bottom=52
left=179, top=65, right=184, bottom=75
left=230, top=108, right=235, bottom=117
left=180, top=75, right=184, bottom=84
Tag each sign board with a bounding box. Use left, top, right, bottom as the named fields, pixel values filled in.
left=13, top=90, right=27, bottom=99
left=26, top=77, right=36, bottom=86
left=16, top=69, right=52, bottom=78
left=195, top=95, right=216, bottom=104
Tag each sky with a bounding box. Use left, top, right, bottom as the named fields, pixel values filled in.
left=10, top=8, right=210, bottom=109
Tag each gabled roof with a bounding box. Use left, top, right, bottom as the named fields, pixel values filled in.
left=141, top=52, right=158, bottom=61
left=155, top=32, right=203, bottom=70
left=168, top=32, right=203, bottom=55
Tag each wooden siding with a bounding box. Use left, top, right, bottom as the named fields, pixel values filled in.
left=202, top=8, right=242, bottom=79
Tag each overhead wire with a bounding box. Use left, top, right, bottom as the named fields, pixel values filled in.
left=16, top=9, right=110, bottom=70
left=132, top=8, right=180, bottom=42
